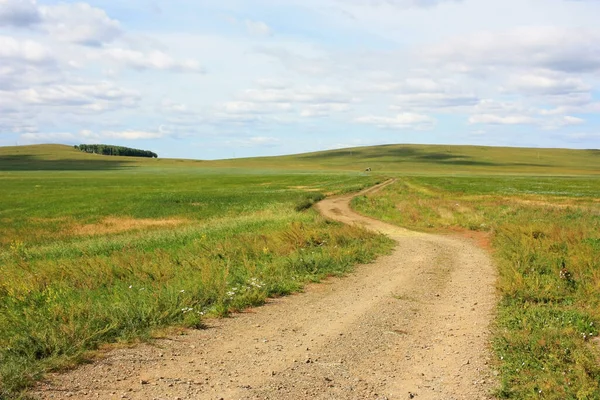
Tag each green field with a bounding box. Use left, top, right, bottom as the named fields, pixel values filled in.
left=353, top=177, right=600, bottom=399
left=1, top=144, right=600, bottom=399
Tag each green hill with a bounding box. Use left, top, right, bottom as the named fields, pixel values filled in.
left=207, top=144, right=600, bottom=176
left=1, top=143, right=599, bottom=175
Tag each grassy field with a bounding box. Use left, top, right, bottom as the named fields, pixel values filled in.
left=1, top=143, right=599, bottom=399
left=206, top=143, right=600, bottom=176
left=353, top=177, right=600, bottom=399
left=0, top=145, right=396, bottom=399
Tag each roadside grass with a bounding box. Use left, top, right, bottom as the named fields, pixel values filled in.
left=352, top=177, right=600, bottom=399
left=0, top=164, right=393, bottom=399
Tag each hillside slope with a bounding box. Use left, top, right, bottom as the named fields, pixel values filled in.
left=1, top=143, right=599, bottom=175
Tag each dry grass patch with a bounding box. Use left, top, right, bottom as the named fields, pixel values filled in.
left=288, top=185, right=321, bottom=192
left=72, top=217, right=188, bottom=236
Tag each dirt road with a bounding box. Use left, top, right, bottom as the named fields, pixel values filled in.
left=34, top=180, right=497, bottom=400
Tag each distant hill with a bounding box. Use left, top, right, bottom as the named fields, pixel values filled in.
left=205, top=144, right=600, bottom=176
left=1, top=143, right=599, bottom=175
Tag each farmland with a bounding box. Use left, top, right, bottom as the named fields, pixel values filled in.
left=1, top=143, right=599, bottom=399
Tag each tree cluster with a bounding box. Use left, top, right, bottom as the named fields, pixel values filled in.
left=75, top=144, right=158, bottom=158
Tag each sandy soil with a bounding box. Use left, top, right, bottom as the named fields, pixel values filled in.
left=33, top=180, right=498, bottom=400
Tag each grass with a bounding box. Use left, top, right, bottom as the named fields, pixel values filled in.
left=204, top=144, right=600, bottom=176
left=2, top=143, right=600, bottom=399
left=0, top=145, right=395, bottom=399
left=352, top=176, right=600, bottom=399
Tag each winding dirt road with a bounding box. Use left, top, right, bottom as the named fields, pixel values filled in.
left=35, top=180, right=497, bottom=400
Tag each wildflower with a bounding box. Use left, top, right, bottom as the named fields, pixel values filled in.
left=129, top=285, right=133, bottom=289
left=180, top=290, right=185, bottom=293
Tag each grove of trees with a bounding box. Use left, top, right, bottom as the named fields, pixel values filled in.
left=75, top=144, right=158, bottom=158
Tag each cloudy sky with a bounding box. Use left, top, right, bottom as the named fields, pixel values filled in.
left=1, top=0, right=599, bottom=159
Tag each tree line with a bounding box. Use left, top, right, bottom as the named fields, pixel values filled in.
left=75, top=144, right=158, bottom=158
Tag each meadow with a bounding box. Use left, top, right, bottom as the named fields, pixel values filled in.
left=1, top=143, right=599, bottom=399
left=0, top=145, right=394, bottom=399
left=353, top=176, right=600, bottom=399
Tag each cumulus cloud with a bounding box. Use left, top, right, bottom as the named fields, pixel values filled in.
left=502, top=71, right=591, bottom=96
left=392, top=92, right=479, bottom=110
left=300, top=103, right=350, bottom=117
left=468, top=114, right=537, bottom=125
left=0, top=1, right=122, bottom=46
left=355, top=112, right=435, bottom=129
left=11, top=82, right=140, bottom=113
left=367, top=78, right=448, bottom=93
left=0, top=0, right=41, bottom=27
left=103, top=130, right=164, bottom=140
left=39, top=2, right=122, bottom=46
left=0, top=35, right=53, bottom=64
left=424, top=27, right=600, bottom=73
left=219, top=101, right=293, bottom=114
left=241, top=85, right=353, bottom=104
left=213, top=84, right=355, bottom=123
left=18, top=128, right=166, bottom=143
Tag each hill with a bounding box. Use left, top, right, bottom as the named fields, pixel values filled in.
left=1, top=143, right=599, bottom=175
left=206, top=144, right=600, bottom=175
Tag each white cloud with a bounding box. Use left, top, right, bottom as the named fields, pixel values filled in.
left=355, top=112, right=435, bottom=129
left=541, top=115, right=586, bottom=130
left=0, top=35, right=53, bottom=64
left=502, top=71, right=590, bottom=95
left=219, top=101, right=293, bottom=114
left=103, top=130, right=164, bottom=140
left=468, top=114, right=537, bottom=125
left=39, top=2, right=122, bottom=46
left=245, top=20, right=272, bottom=36
left=562, top=115, right=585, bottom=125
left=161, top=99, right=194, bottom=114
left=300, top=103, right=350, bottom=117
left=18, top=128, right=166, bottom=143
left=20, top=131, right=79, bottom=143
left=367, top=78, right=447, bottom=93
left=241, top=85, right=353, bottom=104
left=0, top=1, right=122, bottom=46
left=392, top=92, right=479, bottom=110
left=100, top=48, right=203, bottom=73
left=424, top=27, right=600, bottom=73
left=12, top=82, right=140, bottom=112
left=0, top=0, right=40, bottom=27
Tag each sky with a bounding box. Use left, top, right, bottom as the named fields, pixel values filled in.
left=0, top=0, right=599, bottom=159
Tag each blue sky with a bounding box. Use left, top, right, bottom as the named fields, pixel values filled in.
left=1, top=0, right=599, bottom=159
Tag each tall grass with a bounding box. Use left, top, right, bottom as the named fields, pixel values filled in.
left=353, top=177, right=600, bottom=399
left=0, top=168, right=393, bottom=399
